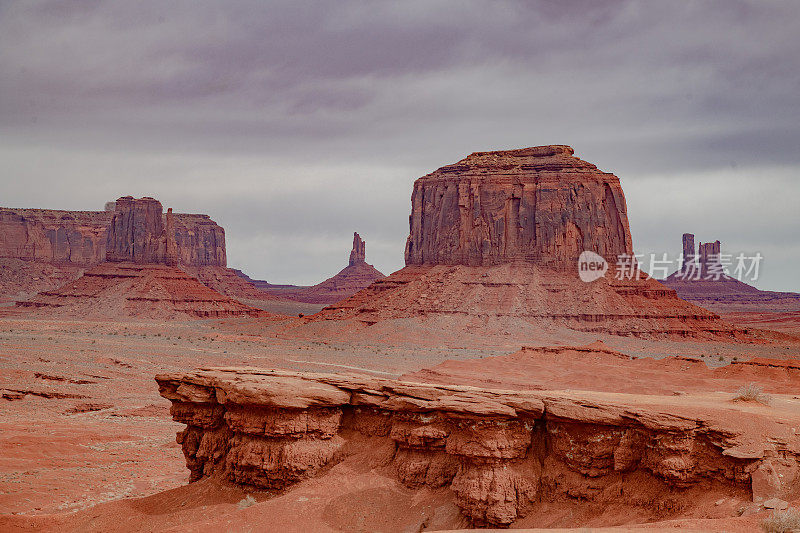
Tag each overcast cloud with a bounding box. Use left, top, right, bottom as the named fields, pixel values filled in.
left=1, top=0, right=799, bottom=290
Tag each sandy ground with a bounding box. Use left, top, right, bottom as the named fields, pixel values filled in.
left=0, top=315, right=505, bottom=516
left=1, top=315, right=799, bottom=530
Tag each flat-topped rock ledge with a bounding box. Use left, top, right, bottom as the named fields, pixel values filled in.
left=157, top=367, right=800, bottom=527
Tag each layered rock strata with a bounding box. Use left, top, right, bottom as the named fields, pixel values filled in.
left=0, top=200, right=226, bottom=268
left=18, top=263, right=265, bottom=319
left=404, top=145, right=633, bottom=268
left=310, top=147, right=744, bottom=339
left=315, top=262, right=741, bottom=338
left=0, top=208, right=110, bottom=265
left=158, top=367, right=799, bottom=527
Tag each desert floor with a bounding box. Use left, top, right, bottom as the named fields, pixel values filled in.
left=0, top=315, right=798, bottom=531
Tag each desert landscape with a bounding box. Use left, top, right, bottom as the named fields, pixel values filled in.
left=1, top=145, right=799, bottom=532
left=2, top=2, right=800, bottom=532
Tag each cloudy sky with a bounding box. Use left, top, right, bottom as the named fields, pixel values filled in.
left=1, top=0, right=798, bottom=291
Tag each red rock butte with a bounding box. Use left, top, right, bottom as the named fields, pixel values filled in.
left=404, top=145, right=632, bottom=268
left=312, top=146, right=747, bottom=339
left=0, top=197, right=226, bottom=268
left=14, top=196, right=265, bottom=319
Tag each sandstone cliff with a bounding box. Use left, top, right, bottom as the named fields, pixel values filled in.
left=0, top=208, right=110, bottom=265
left=404, top=145, right=633, bottom=268
left=172, top=213, right=226, bottom=267
left=106, top=196, right=166, bottom=263
left=157, top=366, right=800, bottom=527
left=309, top=146, right=742, bottom=339
left=0, top=199, right=226, bottom=268
left=7, top=197, right=254, bottom=318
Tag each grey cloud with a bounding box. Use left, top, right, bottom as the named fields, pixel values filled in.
left=1, top=0, right=799, bottom=289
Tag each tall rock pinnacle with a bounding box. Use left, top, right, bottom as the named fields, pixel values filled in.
left=682, top=233, right=696, bottom=269
left=348, top=232, right=366, bottom=266
left=164, top=208, right=178, bottom=267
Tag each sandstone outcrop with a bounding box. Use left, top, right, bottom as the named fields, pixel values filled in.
left=682, top=232, right=695, bottom=266
left=157, top=366, right=800, bottom=527
left=0, top=208, right=110, bottom=265
left=404, top=145, right=633, bottom=268
left=698, top=239, right=721, bottom=270
left=1, top=198, right=230, bottom=306
left=172, top=213, right=226, bottom=267
left=663, top=235, right=800, bottom=324
left=15, top=199, right=258, bottom=317
left=306, top=146, right=743, bottom=339
left=349, top=232, right=366, bottom=266
left=0, top=199, right=226, bottom=268
left=106, top=196, right=166, bottom=264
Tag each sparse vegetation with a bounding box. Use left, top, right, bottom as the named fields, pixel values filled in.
left=762, top=507, right=800, bottom=533
left=732, top=382, right=771, bottom=405
left=237, top=494, right=257, bottom=509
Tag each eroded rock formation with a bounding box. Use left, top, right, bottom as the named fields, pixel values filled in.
left=252, top=232, right=385, bottom=305
left=0, top=208, right=110, bottom=265
left=310, top=146, right=743, bottom=339
left=682, top=233, right=695, bottom=266
left=664, top=234, right=800, bottom=320
left=404, top=145, right=633, bottom=268
left=106, top=196, right=166, bottom=264
left=349, top=232, right=366, bottom=266
left=172, top=213, right=226, bottom=267
left=157, top=367, right=800, bottom=527
left=1, top=197, right=229, bottom=306
left=15, top=199, right=258, bottom=318
left=0, top=199, right=226, bottom=268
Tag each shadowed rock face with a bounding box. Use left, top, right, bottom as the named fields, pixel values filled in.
left=157, top=366, right=799, bottom=527
left=404, top=145, right=633, bottom=269
left=106, top=196, right=166, bottom=264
